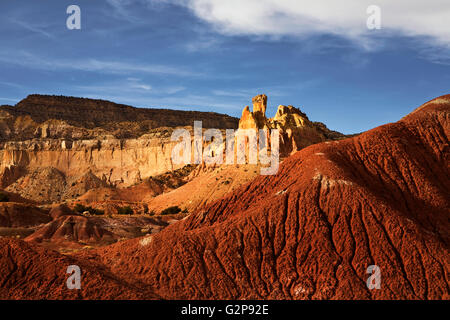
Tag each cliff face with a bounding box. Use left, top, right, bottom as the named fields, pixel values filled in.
left=0, top=94, right=344, bottom=202
left=0, top=95, right=239, bottom=193
left=0, top=136, right=181, bottom=189
left=240, top=94, right=345, bottom=155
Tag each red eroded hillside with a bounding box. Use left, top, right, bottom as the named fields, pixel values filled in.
left=0, top=238, right=157, bottom=299
left=83, top=95, right=449, bottom=299
left=0, top=95, right=448, bottom=300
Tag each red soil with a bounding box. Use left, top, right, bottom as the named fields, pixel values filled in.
left=49, top=204, right=77, bottom=219
left=0, top=95, right=449, bottom=300
left=25, top=215, right=115, bottom=244
left=0, top=203, right=51, bottom=228
left=82, top=95, right=449, bottom=299
left=0, top=238, right=157, bottom=299
left=0, top=190, right=36, bottom=205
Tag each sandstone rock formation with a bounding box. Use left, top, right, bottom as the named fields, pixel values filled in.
left=240, top=94, right=345, bottom=155
left=0, top=94, right=448, bottom=300
left=0, top=136, right=186, bottom=189
left=0, top=95, right=239, bottom=190
left=0, top=94, right=343, bottom=200
left=75, top=94, right=448, bottom=300
left=0, top=165, right=24, bottom=188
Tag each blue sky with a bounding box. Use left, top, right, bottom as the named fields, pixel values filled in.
left=0, top=0, right=449, bottom=134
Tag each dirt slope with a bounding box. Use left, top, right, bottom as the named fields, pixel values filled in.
left=0, top=203, right=51, bottom=228
left=0, top=238, right=156, bottom=299
left=83, top=95, right=449, bottom=300
left=146, top=164, right=260, bottom=213
left=25, top=215, right=116, bottom=244
left=6, top=168, right=109, bottom=204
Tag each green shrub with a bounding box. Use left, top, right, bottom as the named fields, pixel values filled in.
left=74, top=203, right=104, bottom=215
left=90, top=208, right=105, bottom=215
left=0, top=193, right=9, bottom=202
left=74, top=203, right=86, bottom=213
left=117, top=206, right=133, bottom=215
left=161, top=206, right=181, bottom=215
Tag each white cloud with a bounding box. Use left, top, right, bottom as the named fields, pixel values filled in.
left=0, top=51, right=200, bottom=77
left=79, top=92, right=239, bottom=110
left=74, top=79, right=185, bottom=96
left=212, top=89, right=257, bottom=98
left=0, top=97, right=20, bottom=103
left=164, top=86, right=186, bottom=94
left=8, top=18, right=55, bottom=39
left=166, top=0, right=450, bottom=48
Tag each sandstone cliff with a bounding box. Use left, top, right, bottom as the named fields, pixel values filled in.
left=0, top=135, right=183, bottom=190
left=0, top=94, right=344, bottom=203
left=240, top=94, right=345, bottom=155
left=0, top=95, right=239, bottom=193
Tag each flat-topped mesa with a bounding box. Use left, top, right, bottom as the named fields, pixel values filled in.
left=239, top=94, right=345, bottom=155
left=1, top=94, right=239, bottom=139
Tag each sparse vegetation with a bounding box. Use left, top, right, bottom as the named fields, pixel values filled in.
left=74, top=203, right=104, bottom=215
left=0, top=192, right=9, bottom=202
left=117, top=206, right=134, bottom=215
left=161, top=206, right=182, bottom=215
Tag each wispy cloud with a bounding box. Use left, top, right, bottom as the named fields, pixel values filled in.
left=184, top=36, right=221, bottom=52
left=0, top=97, right=20, bottom=104
left=0, top=81, right=23, bottom=89
left=418, top=43, right=450, bottom=66
left=212, top=89, right=257, bottom=98
left=65, top=78, right=239, bottom=111
left=8, top=18, right=55, bottom=39
left=104, top=0, right=169, bottom=23
left=105, top=0, right=143, bottom=23
left=212, top=79, right=322, bottom=101
left=77, top=92, right=240, bottom=111
left=0, top=51, right=201, bottom=77
left=74, top=78, right=185, bottom=95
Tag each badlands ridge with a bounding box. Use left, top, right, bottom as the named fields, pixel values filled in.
left=0, top=94, right=448, bottom=300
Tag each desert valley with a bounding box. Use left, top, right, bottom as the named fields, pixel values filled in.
left=0, top=93, right=448, bottom=300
